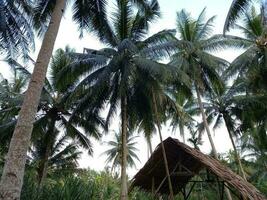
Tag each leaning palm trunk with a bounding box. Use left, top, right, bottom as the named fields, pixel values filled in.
left=120, top=95, right=128, bottom=200
left=195, top=86, right=233, bottom=200
left=196, top=87, right=218, bottom=159
left=223, top=116, right=247, bottom=180
left=38, top=120, right=56, bottom=187
left=38, top=146, right=51, bottom=187
left=152, top=93, right=175, bottom=200
left=0, top=0, right=66, bottom=199
left=195, top=87, right=218, bottom=158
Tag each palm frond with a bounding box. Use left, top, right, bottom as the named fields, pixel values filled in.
left=224, top=0, right=253, bottom=33
left=72, top=0, right=117, bottom=46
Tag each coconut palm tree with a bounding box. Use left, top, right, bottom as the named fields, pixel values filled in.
left=0, top=72, right=27, bottom=152
left=0, top=0, right=150, bottom=198
left=126, top=62, right=190, bottom=160
left=167, top=9, right=246, bottom=200
left=202, top=83, right=247, bottom=180
left=29, top=134, right=82, bottom=185
left=0, top=0, right=66, bottom=198
left=224, top=0, right=267, bottom=32
left=102, top=131, right=140, bottom=175
left=187, top=128, right=203, bottom=150
left=0, top=0, right=34, bottom=59
left=224, top=7, right=267, bottom=138
left=26, top=49, right=103, bottom=187
left=169, top=92, right=198, bottom=143
left=0, top=47, right=105, bottom=191
left=241, top=126, right=267, bottom=192
left=226, top=8, right=267, bottom=84
left=167, top=8, right=247, bottom=157
left=169, top=9, right=231, bottom=159
left=126, top=61, right=191, bottom=200
left=55, top=1, right=188, bottom=198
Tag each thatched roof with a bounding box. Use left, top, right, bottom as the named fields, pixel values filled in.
left=131, top=137, right=266, bottom=200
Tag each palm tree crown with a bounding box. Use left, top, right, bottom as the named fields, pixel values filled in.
left=103, top=131, right=140, bottom=173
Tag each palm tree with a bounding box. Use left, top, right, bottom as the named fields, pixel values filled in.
left=226, top=8, right=267, bottom=83
left=187, top=128, right=203, bottom=150
left=168, top=9, right=240, bottom=200
left=169, top=9, right=231, bottom=159
left=29, top=134, right=82, bottom=185
left=0, top=72, right=27, bottom=153
left=1, top=0, right=152, bottom=198
left=1, top=48, right=104, bottom=190
left=126, top=63, right=189, bottom=200
left=55, top=1, right=185, bottom=198
left=0, top=0, right=34, bottom=59
left=27, top=50, right=103, bottom=187
left=241, top=126, right=267, bottom=192
left=225, top=7, right=267, bottom=139
left=224, top=0, right=267, bottom=33
left=102, top=131, right=140, bottom=175
left=169, top=93, right=198, bottom=143
left=127, top=65, right=188, bottom=160
left=202, top=83, right=247, bottom=180
left=0, top=0, right=66, bottom=197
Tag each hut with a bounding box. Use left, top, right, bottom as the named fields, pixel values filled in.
left=130, top=137, right=267, bottom=200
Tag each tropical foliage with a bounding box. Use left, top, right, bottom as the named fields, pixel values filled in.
left=102, top=131, right=140, bottom=174
left=0, top=0, right=34, bottom=59
left=0, top=0, right=267, bottom=199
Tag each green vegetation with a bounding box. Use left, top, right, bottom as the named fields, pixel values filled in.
left=0, top=0, right=267, bottom=199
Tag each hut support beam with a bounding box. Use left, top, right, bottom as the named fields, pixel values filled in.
left=182, top=182, right=196, bottom=200
left=155, top=161, right=181, bottom=194
left=151, top=177, right=155, bottom=195
left=219, top=181, right=225, bottom=200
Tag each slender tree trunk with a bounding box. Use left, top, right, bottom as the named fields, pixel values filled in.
left=38, top=119, right=56, bottom=187
left=111, top=157, right=117, bottom=176
left=223, top=116, right=247, bottom=180
left=152, top=92, right=175, bottom=200
left=120, top=95, right=128, bottom=200
left=0, top=1, right=66, bottom=199
left=195, top=87, right=218, bottom=158
left=179, top=124, right=185, bottom=143
left=195, top=86, right=233, bottom=200
left=146, top=136, right=153, bottom=158
left=38, top=147, right=50, bottom=187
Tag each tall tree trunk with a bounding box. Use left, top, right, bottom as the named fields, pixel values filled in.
left=38, top=119, right=56, bottom=187
left=195, top=87, right=218, bottom=158
left=120, top=95, right=128, bottom=200
left=195, top=86, right=233, bottom=200
left=111, top=158, right=117, bottom=176
left=179, top=124, right=185, bottom=143
left=38, top=146, right=51, bottom=187
left=223, top=116, right=247, bottom=180
left=146, top=136, right=153, bottom=158
left=152, top=93, right=174, bottom=200
left=0, top=1, right=66, bottom=199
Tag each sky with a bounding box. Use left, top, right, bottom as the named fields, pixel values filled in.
left=0, top=0, right=247, bottom=177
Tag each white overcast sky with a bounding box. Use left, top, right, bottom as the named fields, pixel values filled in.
left=0, top=0, right=249, bottom=177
